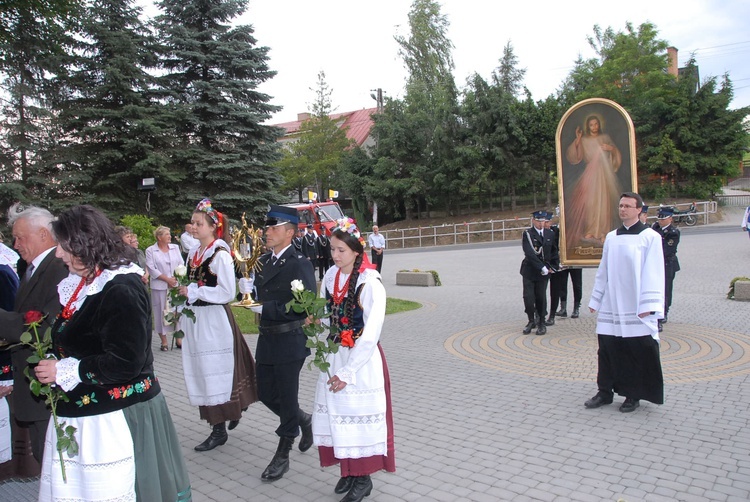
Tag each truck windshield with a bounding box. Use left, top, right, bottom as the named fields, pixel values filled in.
left=317, top=204, right=344, bottom=222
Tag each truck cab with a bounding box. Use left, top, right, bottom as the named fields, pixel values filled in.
left=283, top=201, right=346, bottom=236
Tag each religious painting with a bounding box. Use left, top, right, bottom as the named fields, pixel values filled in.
left=555, top=98, right=637, bottom=266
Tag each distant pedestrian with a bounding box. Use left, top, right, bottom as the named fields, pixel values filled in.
left=741, top=206, right=750, bottom=238
left=585, top=192, right=665, bottom=413
left=367, top=225, right=385, bottom=274
left=638, top=205, right=649, bottom=225
left=316, top=232, right=332, bottom=281
left=180, top=222, right=199, bottom=255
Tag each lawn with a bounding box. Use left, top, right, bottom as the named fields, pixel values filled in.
left=232, top=297, right=421, bottom=334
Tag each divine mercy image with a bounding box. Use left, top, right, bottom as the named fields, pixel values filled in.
left=555, top=98, right=638, bottom=265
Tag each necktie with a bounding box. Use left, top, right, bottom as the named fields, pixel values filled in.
left=271, top=255, right=278, bottom=266
left=22, top=263, right=35, bottom=284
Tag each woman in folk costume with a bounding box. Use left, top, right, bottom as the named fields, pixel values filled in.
left=313, top=218, right=395, bottom=502
left=178, top=198, right=258, bottom=451
left=34, top=205, right=191, bottom=501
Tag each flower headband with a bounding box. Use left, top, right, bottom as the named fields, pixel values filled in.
left=195, top=198, right=224, bottom=237
left=333, top=217, right=366, bottom=248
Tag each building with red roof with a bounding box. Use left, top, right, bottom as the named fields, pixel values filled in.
left=272, top=108, right=377, bottom=149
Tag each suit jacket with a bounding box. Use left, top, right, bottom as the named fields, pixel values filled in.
left=0, top=250, right=69, bottom=421
left=253, top=246, right=316, bottom=364
left=519, top=227, right=556, bottom=281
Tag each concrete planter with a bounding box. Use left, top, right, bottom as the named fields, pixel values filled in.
left=733, top=280, right=750, bottom=301
left=396, top=271, right=437, bottom=287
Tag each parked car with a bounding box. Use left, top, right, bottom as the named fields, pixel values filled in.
left=283, top=201, right=346, bottom=236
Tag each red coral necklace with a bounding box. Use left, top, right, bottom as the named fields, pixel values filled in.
left=192, top=239, right=216, bottom=268
left=332, top=268, right=351, bottom=305
left=61, top=269, right=102, bottom=320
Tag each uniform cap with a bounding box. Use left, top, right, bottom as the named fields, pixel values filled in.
left=265, top=205, right=299, bottom=226
left=531, top=210, right=546, bottom=220
left=657, top=207, right=674, bottom=219
left=641, top=205, right=649, bottom=214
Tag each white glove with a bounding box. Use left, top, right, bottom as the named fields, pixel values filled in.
left=238, top=277, right=254, bottom=294
left=541, top=266, right=549, bottom=276
left=250, top=304, right=263, bottom=314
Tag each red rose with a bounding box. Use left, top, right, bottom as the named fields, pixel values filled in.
left=340, top=329, right=354, bottom=348
left=197, top=281, right=205, bottom=287
left=24, top=310, right=44, bottom=325
left=340, top=316, right=350, bottom=325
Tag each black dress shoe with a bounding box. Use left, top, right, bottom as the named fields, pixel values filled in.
left=545, top=316, right=555, bottom=326
left=619, top=398, right=640, bottom=413
left=536, top=323, right=546, bottom=335
left=584, top=392, right=613, bottom=409
left=298, top=411, right=313, bottom=452
left=522, top=321, right=535, bottom=334
left=340, top=475, right=372, bottom=502
left=335, top=476, right=354, bottom=494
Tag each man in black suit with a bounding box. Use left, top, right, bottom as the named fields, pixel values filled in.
left=0, top=204, right=68, bottom=477
left=239, top=205, right=316, bottom=482
left=520, top=210, right=557, bottom=336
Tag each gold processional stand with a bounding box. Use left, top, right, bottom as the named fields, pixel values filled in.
left=231, top=212, right=263, bottom=308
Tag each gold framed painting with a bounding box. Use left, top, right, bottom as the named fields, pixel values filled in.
left=555, top=98, right=637, bottom=266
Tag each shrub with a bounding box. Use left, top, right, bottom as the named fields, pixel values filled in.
left=120, top=214, right=156, bottom=250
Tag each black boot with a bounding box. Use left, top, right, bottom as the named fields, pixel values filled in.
left=261, top=436, right=294, bottom=482
left=335, top=476, right=355, bottom=494
left=570, top=304, right=580, bottom=319
left=556, top=301, right=567, bottom=318
left=298, top=410, right=313, bottom=452
left=536, top=320, right=547, bottom=336
left=545, top=314, right=555, bottom=326
left=194, top=422, right=228, bottom=452
left=340, top=475, right=373, bottom=502
left=522, top=319, right=535, bottom=334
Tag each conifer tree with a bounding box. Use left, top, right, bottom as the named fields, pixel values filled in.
left=154, top=0, right=283, bottom=222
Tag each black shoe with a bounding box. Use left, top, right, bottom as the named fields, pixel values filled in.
left=619, top=398, right=640, bottom=413
left=194, top=423, right=228, bottom=451
left=556, top=302, right=567, bottom=318
left=340, top=475, right=373, bottom=502
left=658, top=320, right=663, bottom=333
left=261, top=437, right=294, bottom=482
left=545, top=316, right=555, bottom=326
left=298, top=410, right=313, bottom=452
left=584, top=392, right=613, bottom=409
left=228, top=419, right=240, bottom=430
left=662, top=313, right=668, bottom=324
left=522, top=320, right=535, bottom=335
left=335, top=476, right=355, bottom=494
left=570, top=307, right=580, bottom=319
left=536, top=322, right=546, bottom=335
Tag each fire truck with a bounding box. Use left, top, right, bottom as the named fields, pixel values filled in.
left=283, top=201, right=346, bottom=236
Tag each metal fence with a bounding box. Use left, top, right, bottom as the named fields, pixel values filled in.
left=715, top=194, right=750, bottom=207
left=381, top=200, right=716, bottom=250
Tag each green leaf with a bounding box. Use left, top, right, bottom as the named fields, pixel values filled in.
left=27, top=354, right=41, bottom=364
left=30, top=380, right=41, bottom=396
left=20, top=332, right=32, bottom=344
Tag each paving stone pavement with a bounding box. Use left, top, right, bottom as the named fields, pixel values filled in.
left=2, top=210, right=750, bottom=502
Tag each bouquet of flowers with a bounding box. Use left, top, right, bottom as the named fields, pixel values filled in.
left=165, top=264, right=196, bottom=340
left=285, top=279, right=340, bottom=379
left=18, top=311, right=78, bottom=482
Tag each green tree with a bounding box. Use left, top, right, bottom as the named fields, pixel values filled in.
left=561, top=22, right=748, bottom=198
left=0, top=2, right=78, bottom=209
left=154, top=0, right=283, bottom=223
left=48, top=0, right=170, bottom=217
left=276, top=71, right=352, bottom=202
left=372, top=0, right=459, bottom=220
